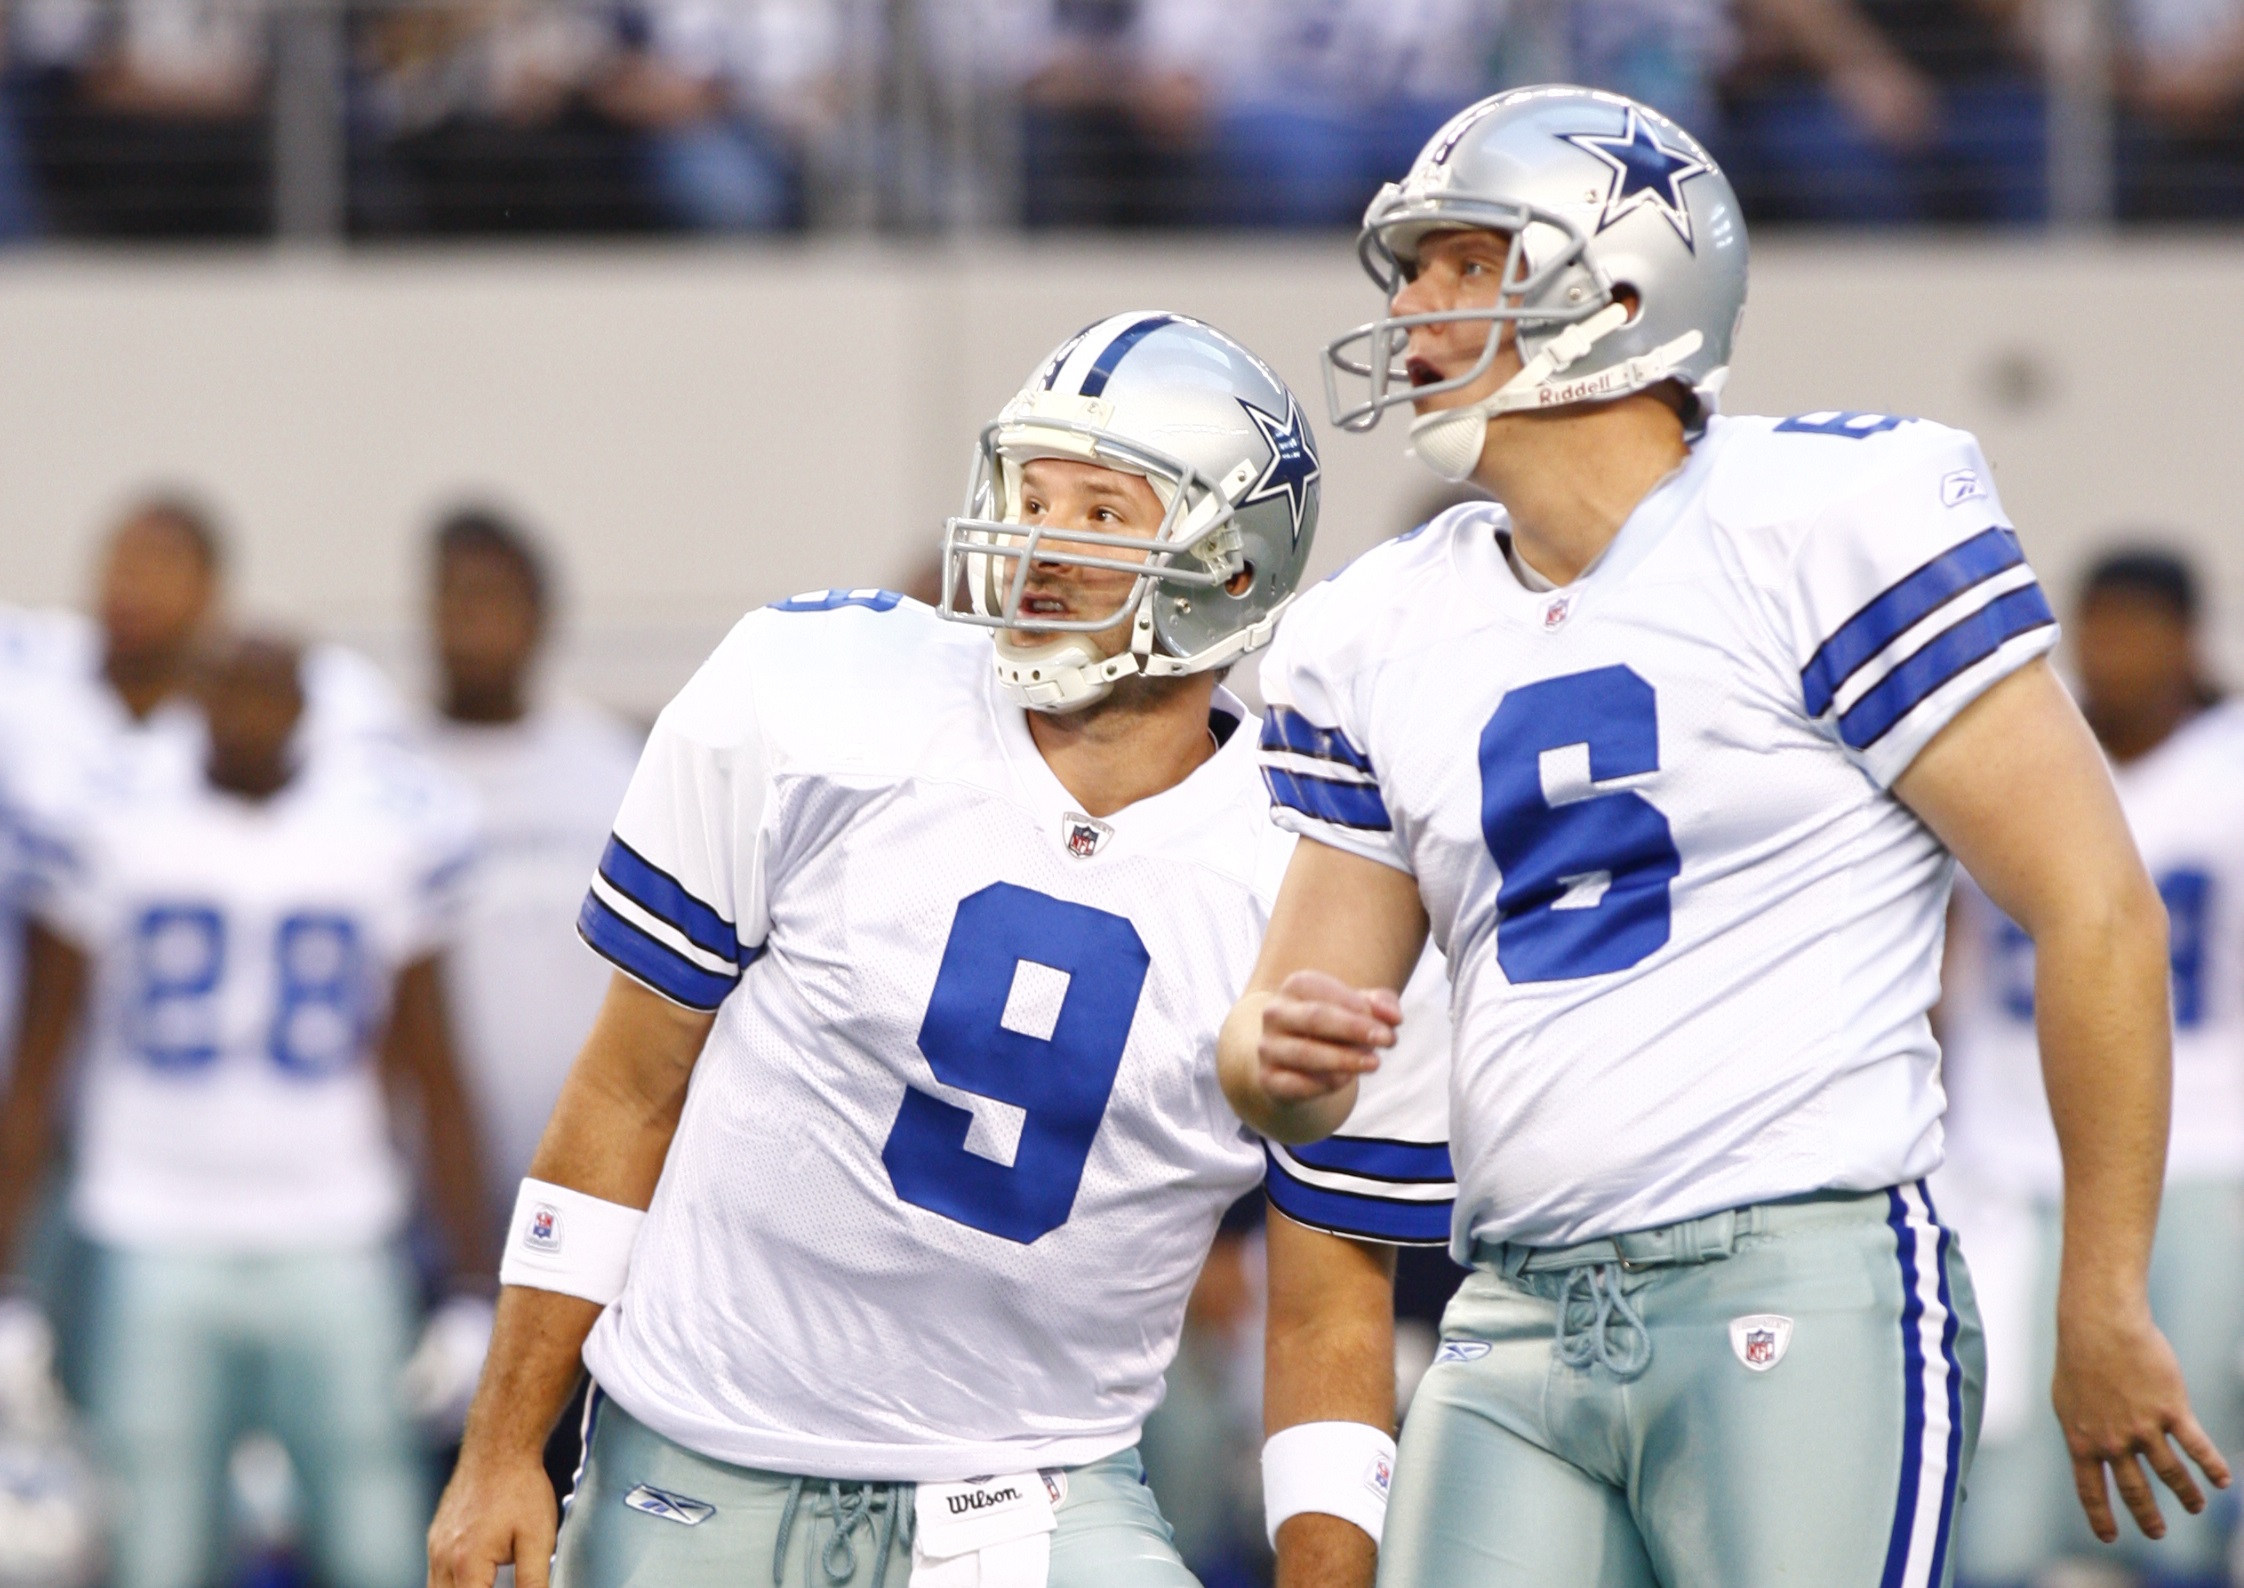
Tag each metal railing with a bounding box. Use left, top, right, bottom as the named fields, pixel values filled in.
left=0, top=0, right=2166, bottom=245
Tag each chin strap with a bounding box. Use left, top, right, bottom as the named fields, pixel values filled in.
left=994, top=592, right=1298, bottom=714
left=1408, top=304, right=1703, bottom=482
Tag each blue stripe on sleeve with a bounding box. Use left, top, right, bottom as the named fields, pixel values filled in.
left=1259, top=706, right=1375, bottom=773
left=1286, top=1135, right=1455, bottom=1185
left=1801, top=528, right=2025, bottom=717
left=1265, top=1151, right=1452, bottom=1244
left=1261, top=766, right=1392, bottom=832
left=1838, top=583, right=2055, bottom=750
left=577, top=892, right=743, bottom=1011
left=596, top=836, right=740, bottom=967
left=1078, top=315, right=1178, bottom=398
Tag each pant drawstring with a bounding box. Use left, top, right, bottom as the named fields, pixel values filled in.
left=774, top=1476, right=911, bottom=1587
left=1553, top=1260, right=1652, bottom=1380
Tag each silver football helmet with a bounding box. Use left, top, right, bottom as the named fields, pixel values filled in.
left=940, top=312, right=1322, bottom=713
left=1324, top=85, right=1749, bottom=481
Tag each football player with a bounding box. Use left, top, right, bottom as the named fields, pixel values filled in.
left=417, top=506, right=642, bottom=1235
left=427, top=314, right=1444, bottom=1588
left=1220, top=86, right=2229, bottom=1586
left=0, top=633, right=492, bottom=1588
left=1941, top=548, right=2244, bottom=1588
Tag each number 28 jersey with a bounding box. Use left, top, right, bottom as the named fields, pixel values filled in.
left=33, top=747, right=474, bottom=1252
left=1261, top=413, right=2058, bottom=1253
left=572, top=596, right=1436, bottom=1482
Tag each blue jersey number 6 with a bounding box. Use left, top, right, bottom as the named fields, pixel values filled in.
left=1479, top=666, right=1681, bottom=983
left=882, top=882, right=1150, bottom=1243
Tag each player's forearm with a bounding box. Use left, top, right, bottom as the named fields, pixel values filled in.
left=0, top=925, right=85, bottom=1272
left=1265, top=1214, right=1396, bottom=1588
left=521, top=975, right=711, bottom=1208
left=384, top=958, right=498, bottom=1281
left=460, top=1283, right=604, bottom=1464
left=1220, top=991, right=1361, bottom=1144
left=2033, top=875, right=2173, bottom=1315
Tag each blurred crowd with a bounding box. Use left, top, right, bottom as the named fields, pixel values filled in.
left=2, top=0, right=2244, bottom=242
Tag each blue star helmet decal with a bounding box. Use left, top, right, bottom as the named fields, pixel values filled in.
left=1562, top=107, right=1712, bottom=252
left=1237, top=395, right=1319, bottom=548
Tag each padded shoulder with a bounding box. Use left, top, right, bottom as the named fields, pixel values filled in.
left=1704, top=413, right=1997, bottom=536
left=677, top=592, right=992, bottom=776
left=1282, top=505, right=1492, bottom=658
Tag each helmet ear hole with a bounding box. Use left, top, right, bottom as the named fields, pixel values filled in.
left=1612, top=284, right=1643, bottom=322
left=1225, top=562, right=1256, bottom=598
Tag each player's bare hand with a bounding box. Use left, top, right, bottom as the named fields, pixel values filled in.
left=1258, top=970, right=1401, bottom=1102
left=428, top=1449, right=558, bottom=1588
left=2053, top=1301, right=2231, bottom=1543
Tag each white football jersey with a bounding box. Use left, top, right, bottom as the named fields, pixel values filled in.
left=568, top=593, right=1441, bottom=1482
left=0, top=609, right=411, bottom=1083
left=1943, top=700, right=2244, bottom=1196
left=31, top=743, right=475, bottom=1253
left=420, top=701, right=644, bottom=1214
left=1261, top=412, right=2058, bottom=1253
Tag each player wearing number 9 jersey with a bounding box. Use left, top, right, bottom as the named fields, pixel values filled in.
left=1222, top=85, right=2231, bottom=1588
left=429, top=315, right=1451, bottom=1588
left=0, top=634, right=493, bottom=1588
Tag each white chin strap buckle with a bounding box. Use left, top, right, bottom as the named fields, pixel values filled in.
left=1407, top=305, right=1702, bottom=483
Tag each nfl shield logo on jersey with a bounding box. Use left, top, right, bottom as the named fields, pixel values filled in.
left=1062, top=813, right=1113, bottom=859
left=1542, top=595, right=1572, bottom=631
left=1729, top=1313, right=1794, bottom=1372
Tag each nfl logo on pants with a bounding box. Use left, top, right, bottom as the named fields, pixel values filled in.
left=1729, top=1313, right=1794, bottom=1372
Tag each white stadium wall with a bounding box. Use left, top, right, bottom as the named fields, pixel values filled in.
left=1, top=237, right=2239, bottom=716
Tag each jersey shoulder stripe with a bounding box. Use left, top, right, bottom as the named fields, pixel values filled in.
left=1260, top=705, right=1375, bottom=773
left=1286, top=1133, right=1454, bottom=1184
left=1801, top=526, right=2027, bottom=717
left=1838, top=583, right=2054, bottom=750
left=577, top=889, right=751, bottom=1011
left=1261, top=765, right=1393, bottom=832
left=1265, top=1145, right=1454, bottom=1245
left=597, top=833, right=741, bottom=965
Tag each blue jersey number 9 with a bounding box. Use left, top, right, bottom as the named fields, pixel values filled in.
left=883, top=882, right=1151, bottom=1244
left=1479, top=666, right=1681, bottom=984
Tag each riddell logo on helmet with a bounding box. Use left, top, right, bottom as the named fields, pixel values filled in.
left=1538, top=368, right=1637, bottom=407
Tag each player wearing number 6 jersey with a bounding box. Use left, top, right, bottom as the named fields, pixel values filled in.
left=1220, top=85, right=2231, bottom=1588
left=0, top=634, right=492, bottom=1588
left=428, top=315, right=1447, bottom=1588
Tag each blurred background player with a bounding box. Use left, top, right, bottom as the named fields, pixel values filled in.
left=1941, top=546, right=2244, bottom=1588
left=416, top=506, right=642, bottom=1242
left=0, top=632, right=493, bottom=1588
left=404, top=507, right=641, bottom=1472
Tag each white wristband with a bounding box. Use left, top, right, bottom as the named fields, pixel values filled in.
left=497, top=1178, right=646, bottom=1306
left=1261, top=1420, right=1397, bottom=1549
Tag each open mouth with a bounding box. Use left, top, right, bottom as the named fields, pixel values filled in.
left=1406, top=357, right=1444, bottom=388
left=1019, top=591, right=1073, bottom=620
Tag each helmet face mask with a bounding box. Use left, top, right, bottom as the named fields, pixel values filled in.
left=1322, top=86, right=1748, bottom=469
left=941, top=412, right=1241, bottom=643
left=939, top=313, right=1322, bottom=714
left=1325, top=206, right=1612, bottom=435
